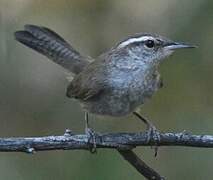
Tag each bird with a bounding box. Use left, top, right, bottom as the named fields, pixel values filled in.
left=14, top=25, right=196, bottom=152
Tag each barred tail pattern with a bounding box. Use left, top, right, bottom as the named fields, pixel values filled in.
left=15, top=25, right=90, bottom=74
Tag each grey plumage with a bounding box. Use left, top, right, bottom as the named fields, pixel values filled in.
left=15, top=25, right=195, bottom=117
left=67, top=43, right=162, bottom=116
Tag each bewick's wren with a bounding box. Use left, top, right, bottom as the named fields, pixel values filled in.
left=15, top=25, right=196, bottom=149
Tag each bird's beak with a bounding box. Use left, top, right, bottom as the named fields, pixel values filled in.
left=164, top=41, right=197, bottom=50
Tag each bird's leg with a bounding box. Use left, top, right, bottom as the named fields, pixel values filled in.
left=133, top=111, right=161, bottom=156
left=85, top=112, right=97, bottom=153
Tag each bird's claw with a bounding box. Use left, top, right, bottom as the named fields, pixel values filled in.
left=146, top=124, right=161, bottom=157
left=133, top=112, right=161, bottom=156
left=85, top=128, right=97, bottom=154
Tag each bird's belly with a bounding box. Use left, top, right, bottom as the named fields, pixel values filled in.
left=81, top=84, right=159, bottom=117
left=81, top=90, right=132, bottom=116
left=81, top=72, right=161, bottom=117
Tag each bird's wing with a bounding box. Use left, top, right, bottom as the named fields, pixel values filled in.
left=66, top=61, right=107, bottom=101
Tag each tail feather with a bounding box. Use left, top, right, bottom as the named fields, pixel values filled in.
left=24, top=25, right=69, bottom=46
left=15, top=24, right=90, bottom=74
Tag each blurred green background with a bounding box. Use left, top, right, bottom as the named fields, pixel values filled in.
left=0, top=0, right=213, bottom=179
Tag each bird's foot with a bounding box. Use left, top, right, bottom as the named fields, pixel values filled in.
left=145, top=123, right=161, bottom=157
left=85, top=127, right=97, bottom=154
left=133, top=112, right=161, bottom=156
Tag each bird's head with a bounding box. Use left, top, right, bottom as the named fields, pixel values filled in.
left=115, top=33, right=196, bottom=65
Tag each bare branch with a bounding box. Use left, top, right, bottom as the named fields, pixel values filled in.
left=118, top=150, right=165, bottom=180
left=0, top=131, right=213, bottom=152
left=1, top=130, right=213, bottom=180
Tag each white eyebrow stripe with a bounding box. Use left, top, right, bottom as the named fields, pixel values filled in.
left=118, top=36, right=154, bottom=48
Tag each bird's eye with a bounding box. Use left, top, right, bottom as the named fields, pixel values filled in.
left=145, top=40, right=155, bottom=48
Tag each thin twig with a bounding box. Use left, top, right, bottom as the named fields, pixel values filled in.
left=118, top=150, right=164, bottom=180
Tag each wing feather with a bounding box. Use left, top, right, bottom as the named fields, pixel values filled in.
left=66, top=60, right=107, bottom=101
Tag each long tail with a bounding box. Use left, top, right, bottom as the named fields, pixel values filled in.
left=15, top=24, right=90, bottom=74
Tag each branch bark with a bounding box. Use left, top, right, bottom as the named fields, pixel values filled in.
left=0, top=130, right=213, bottom=179
left=1, top=130, right=213, bottom=152
left=118, top=150, right=165, bottom=180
